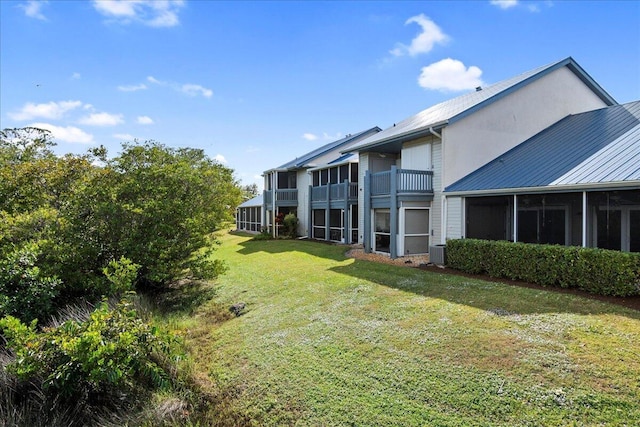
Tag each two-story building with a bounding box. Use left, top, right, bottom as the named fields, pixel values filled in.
left=347, top=57, right=621, bottom=257
left=260, top=127, right=381, bottom=238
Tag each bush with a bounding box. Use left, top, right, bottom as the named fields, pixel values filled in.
left=0, top=243, right=61, bottom=322
left=0, top=296, right=182, bottom=398
left=282, top=213, right=299, bottom=238
left=446, top=239, right=640, bottom=297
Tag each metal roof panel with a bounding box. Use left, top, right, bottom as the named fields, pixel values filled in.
left=445, top=101, right=640, bottom=193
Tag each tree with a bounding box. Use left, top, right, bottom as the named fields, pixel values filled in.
left=242, top=183, right=259, bottom=200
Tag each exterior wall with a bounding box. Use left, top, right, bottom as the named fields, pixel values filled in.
left=445, top=196, right=464, bottom=239
left=442, top=67, right=609, bottom=188
left=296, top=169, right=310, bottom=236
left=400, top=137, right=432, bottom=170
left=357, top=152, right=370, bottom=244
left=431, top=141, right=443, bottom=244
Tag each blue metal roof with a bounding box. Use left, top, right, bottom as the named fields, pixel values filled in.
left=238, top=194, right=263, bottom=208
left=445, top=101, right=640, bottom=193
left=348, top=57, right=616, bottom=153
left=270, top=127, right=380, bottom=172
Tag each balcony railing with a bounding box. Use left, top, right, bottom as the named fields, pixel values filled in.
left=264, top=188, right=298, bottom=204
left=370, top=168, right=433, bottom=196
left=310, top=182, right=358, bottom=203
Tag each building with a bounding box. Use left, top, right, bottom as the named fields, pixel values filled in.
left=261, top=127, right=381, bottom=238
left=236, top=194, right=263, bottom=234
left=347, top=57, right=626, bottom=257
left=445, top=101, right=640, bottom=252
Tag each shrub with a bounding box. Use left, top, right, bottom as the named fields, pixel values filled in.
left=282, top=213, right=299, bottom=238
left=0, top=243, right=61, bottom=322
left=446, top=239, right=640, bottom=297
left=0, top=296, right=182, bottom=403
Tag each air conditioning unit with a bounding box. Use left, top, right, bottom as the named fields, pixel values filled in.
left=429, top=244, right=447, bottom=265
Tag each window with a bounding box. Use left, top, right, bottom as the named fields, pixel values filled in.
left=402, top=208, right=429, bottom=254
left=329, top=209, right=343, bottom=242
left=518, top=207, right=567, bottom=245
left=320, top=169, right=328, bottom=185
left=339, top=164, right=349, bottom=183
left=329, top=167, right=338, bottom=184
left=313, top=209, right=326, bottom=240
left=350, top=164, right=359, bottom=183
left=374, top=210, right=390, bottom=253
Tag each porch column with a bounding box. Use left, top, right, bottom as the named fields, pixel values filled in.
left=325, top=182, right=331, bottom=241
left=262, top=190, right=267, bottom=232
left=308, top=185, right=312, bottom=239
left=364, top=170, right=371, bottom=253
left=582, top=191, right=587, bottom=247
left=390, top=165, right=398, bottom=258
left=513, top=194, right=518, bottom=242
left=343, top=180, right=349, bottom=244
left=272, top=172, right=277, bottom=238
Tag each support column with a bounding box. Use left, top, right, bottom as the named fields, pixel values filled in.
left=582, top=191, right=588, bottom=247
left=308, top=185, right=313, bottom=239
left=513, top=194, right=518, bottom=242
left=325, top=183, right=331, bottom=241
left=364, top=171, right=371, bottom=253
left=343, top=180, right=349, bottom=244
left=390, top=166, right=398, bottom=259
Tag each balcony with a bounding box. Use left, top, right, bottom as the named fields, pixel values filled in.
left=310, top=182, right=358, bottom=206
left=370, top=168, right=434, bottom=197
left=264, top=188, right=298, bottom=208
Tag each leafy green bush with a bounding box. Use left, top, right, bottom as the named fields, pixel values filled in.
left=0, top=296, right=182, bottom=401
left=446, top=239, right=640, bottom=297
left=0, top=243, right=61, bottom=322
left=282, top=213, right=299, bottom=238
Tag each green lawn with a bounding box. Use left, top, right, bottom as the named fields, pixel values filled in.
left=184, top=232, right=640, bottom=426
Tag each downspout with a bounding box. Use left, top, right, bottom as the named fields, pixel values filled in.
left=428, top=127, right=441, bottom=139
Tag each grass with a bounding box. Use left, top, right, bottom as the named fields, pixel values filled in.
left=179, top=232, right=640, bottom=426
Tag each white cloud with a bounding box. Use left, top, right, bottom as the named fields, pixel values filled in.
left=137, top=116, right=154, bottom=125
left=19, top=0, right=48, bottom=20
left=490, top=0, right=519, bottom=9
left=92, top=0, right=185, bottom=28
left=30, top=122, right=93, bottom=144
left=9, top=100, right=83, bottom=121
left=79, top=112, right=124, bottom=126
left=146, top=76, right=212, bottom=98
left=417, top=58, right=484, bottom=92
left=215, top=154, right=227, bottom=164
left=147, top=75, right=166, bottom=85
left=390, top=14, right=448, bottom=57
left=302, top=133, right=318, bottom=141
left=181, top=84, right=213, bottom=98
left=114, top=133, right=135, bottom=140
left=118, top=83, right=147, bottom=92
left=71, top=72, right=81, bottom=80
left=323, top=132, right=342, bottom=141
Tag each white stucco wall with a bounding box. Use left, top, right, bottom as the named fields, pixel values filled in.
left=442, top=66, right=609, bottom=188
left=357, top=152, right=370, bottom=244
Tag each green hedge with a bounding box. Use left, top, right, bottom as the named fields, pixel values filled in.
left=446, top=239, right=640, bottom=297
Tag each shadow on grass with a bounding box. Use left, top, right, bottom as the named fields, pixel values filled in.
left=151, top=280, right=219, bottom=315
left=236, top=236, right=347, bottom=262
left=329, top=258, right=640, bottom=319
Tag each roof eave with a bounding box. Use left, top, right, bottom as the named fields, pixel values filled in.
left=444, top=180, right=640, bottom=196
left=345, top=120, right=448, bottom=153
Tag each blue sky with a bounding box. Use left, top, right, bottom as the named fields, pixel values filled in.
left=1, top=1, right=639, bottom=190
